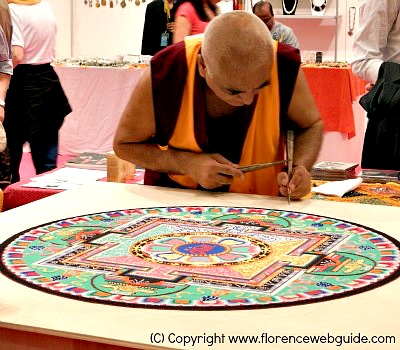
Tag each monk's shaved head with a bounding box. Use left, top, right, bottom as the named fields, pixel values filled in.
left=202, top=11, right=274, bottom=89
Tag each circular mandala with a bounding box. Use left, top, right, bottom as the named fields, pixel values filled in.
left=0, top=206, right=399, bottom=310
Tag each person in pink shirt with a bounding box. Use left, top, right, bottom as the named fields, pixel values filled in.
left=173, top=0, right=220, bottom=43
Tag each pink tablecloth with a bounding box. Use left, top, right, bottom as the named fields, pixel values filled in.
left=55, top=65, right=144, bottom=155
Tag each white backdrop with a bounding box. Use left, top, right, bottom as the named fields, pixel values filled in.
left=46, top=0, right=367, bottom=163
left=47, top=0, right=364, bottom=61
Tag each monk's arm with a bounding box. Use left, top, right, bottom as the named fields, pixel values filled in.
left=287, top=68, right=323, bottom=170
left=113, top=68, right=242, bottom=187
left=277, top=68, right=323, bottom=198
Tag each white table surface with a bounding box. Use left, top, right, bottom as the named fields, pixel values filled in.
left=0, top=182, right=399, bottom=349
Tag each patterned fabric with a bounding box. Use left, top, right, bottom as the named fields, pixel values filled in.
left=308, top=181, right=400, bottom=207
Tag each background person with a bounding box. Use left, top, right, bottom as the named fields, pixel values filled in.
left=114, top=11, right=322, bottom=199
left=141, top=0, right=177, bottom=56
left=253, top=0, right=300, bottom=49
left=172, top=0, right=219, bottom=43
left=0, top=0, right=12, bottom=188
left=4, top=0, right=71, bottom=183
left=351, top=0, right=400, bottom=86
left=351, top=0, right=400, bottom=170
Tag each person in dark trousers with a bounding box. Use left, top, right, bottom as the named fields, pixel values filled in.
left=0, top=0, right=12, bottom=188
left=4, top=0, right=71, bottom=183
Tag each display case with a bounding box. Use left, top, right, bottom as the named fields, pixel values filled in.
left=269, top=0, right=340, bottom=60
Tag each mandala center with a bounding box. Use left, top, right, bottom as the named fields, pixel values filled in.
left=174, top=243, right=227, bottom=256
left=133, top=233, right=270, bottom=266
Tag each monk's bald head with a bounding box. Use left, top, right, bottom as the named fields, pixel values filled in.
left=202, top=11, right=274, bottom=86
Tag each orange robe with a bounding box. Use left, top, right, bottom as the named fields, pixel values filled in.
left=146, top=36, right=301, bottom=196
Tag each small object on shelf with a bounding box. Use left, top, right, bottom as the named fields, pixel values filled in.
left=348, top=6, right=356, bottom=36
left=281, top=0, right=298, bottom=15
left=316, top=51, right=323, bottom=63
left=232, top=0, right=245, bottom=11
left=311, top=0, right=327, bottom=16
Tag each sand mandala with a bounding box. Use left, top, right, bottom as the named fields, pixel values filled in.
left=1, top=206, right=399, bottom=309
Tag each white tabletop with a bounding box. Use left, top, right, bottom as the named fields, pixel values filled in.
left=0, top=182, right=399, bottom=349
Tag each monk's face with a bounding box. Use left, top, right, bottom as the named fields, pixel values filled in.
left=199, top=55, right=271, bottom=107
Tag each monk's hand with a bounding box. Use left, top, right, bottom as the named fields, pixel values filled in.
left=277, top=165, right=311, bottom=199
left=186, top=153, right=244, bottom=189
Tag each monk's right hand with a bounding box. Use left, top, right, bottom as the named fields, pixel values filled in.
left=185, top=153, right=244, bottom=189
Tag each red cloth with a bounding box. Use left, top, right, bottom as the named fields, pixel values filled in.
left=2, top=177, right=61, bottom=211
left=2, top=169, right=145, bottom=211
left=303, top=66, right=367, bottom=139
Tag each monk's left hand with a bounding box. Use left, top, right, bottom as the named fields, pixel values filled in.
left=277, top=165, right=311, bottom=199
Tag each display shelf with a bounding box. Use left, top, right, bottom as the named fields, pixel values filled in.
left=272, top=0, right=339, bottom=61
left=275, top=15, right=339, bottom=19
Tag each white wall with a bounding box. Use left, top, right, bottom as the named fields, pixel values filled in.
left=49, top=0, right=363, bottom=61
left=46, top=0, right=72, bottom=58
left=70, top=0, right=147, bottom=58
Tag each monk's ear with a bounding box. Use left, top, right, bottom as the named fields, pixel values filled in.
left=197, top=54, right=206, bottom=78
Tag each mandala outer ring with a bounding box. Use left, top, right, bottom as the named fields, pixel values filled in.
left=0, top=206, right=399, bottom=310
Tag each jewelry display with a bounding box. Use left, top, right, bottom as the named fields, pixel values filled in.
left=348, top=6, right=356, bottom=36
left=53, top=56, right=150, bottom=67
left=311, top=0, right=327, bottom=16
left=281, top=0, right=298, bottom=15
left=82, top=0, right=138, bottom=7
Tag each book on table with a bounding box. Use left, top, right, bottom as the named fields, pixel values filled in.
left=311, top=161, right=359, bottom=181
left=64, top=152, right=107, bottom=170
left=359, top=169, right=400, bottom=183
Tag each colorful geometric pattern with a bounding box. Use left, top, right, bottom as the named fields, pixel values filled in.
left=309, top=181, right=400, bottom=207
left=1, top=206, right=399, bottom=309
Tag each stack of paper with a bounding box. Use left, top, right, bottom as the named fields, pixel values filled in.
left=359, top=169, right=400, bottom=183
left=21, top=167, right=107, bottom=190
left=311, top=161, right=359, bottom=181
